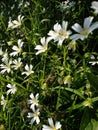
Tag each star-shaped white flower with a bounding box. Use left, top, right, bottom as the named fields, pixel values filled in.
left=70, top=16, right=98, bottom=41
left=22, top=64, right=34, bottom=77
left=8, top=15, right=24, bottom=29
left=10, top=39, right=24, bottom=56
left=0, top=59, right=12, bottom=74
left=91, top=1, right=98, bottom=14
left=12, top=58, right=22, bottom=70
left=42, top=118, right=62, bottom=130
left=6, top=84, right=17, bottom=95
left=48, top=21, right=71, bottom=46
left=35, top=37, right=48, bottom=55
left=27, top=107, right=40, bottom=124
left=28, top=93, right=39, bottom=109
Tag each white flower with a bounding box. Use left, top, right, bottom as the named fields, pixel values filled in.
left=47, top=23, right=61, bottom=42
left=1, top=95, right=6, bottom=111
left=48, top=21, right=71, bottom=46
left=91, top=1, right=98, bottom=14
left=0, top=60, right=12, bottom=73
left=59, top=0, right=75, bottom=12
left=35, top=37, right=48, bottom=55
left=42, top=118, right=62, bottom=130
left=70, top=16, right=98, bottom=41
left=89, top=55, right=98, bottom=65
left=10, top=39, right=24, bottom=56
left=8, top=15, right=24, bottom=29
left=27, top=107, right=40, bottom=124
left=57, top=21, right=72, bottom=45
left=12, top=58, right=22, bottom=70
left=28, top=93, right=39, bottom=109
left=6, top=84, right=17, bottom=95
left=22, top=64, right=34, bottom=77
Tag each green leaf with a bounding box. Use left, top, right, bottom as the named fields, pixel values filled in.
left=85, top=119, right=98, bottom=130
left=79, top=108, right=91, bottom=130
left=86, top=72, right=98, bottom=90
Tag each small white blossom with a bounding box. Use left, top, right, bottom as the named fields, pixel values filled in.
left=48, top=21, right=71, bottom=46
left=6, top=84, right=17, bottom=95
left=42, top=118, right=62, bottom=130
left=10, top=39, right=24, bottom=56
left=59, top=0, right=75, bottom=13
left=35, top=37, right=48, bottom=55
left=8, top=15, right=24, bottom=29
left=1, top=95, right=7, bottom=111
left=0, top=60, right=12, bottom=73
left=91, top=1, right=98, bottom=14
left=70, top=16, right=98, bottom=41
left=28, top=93, right=39, bottom=109
left=22, top=64, right=34, bottom=77
left=27, top=107, right=40, bottom=124
left=12, top=58, right=22, bottom=70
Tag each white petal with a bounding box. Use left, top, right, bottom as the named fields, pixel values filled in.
left=41, top=37, right=45, bottom=45
left=72, top=23, right=82, bottom=33
left=30, top=93, right=34, bottom=99
left=36, top=50, right=45, bottom=55
left=27, top=112, right=33, bottom=118
left=12, top=46, right=18, bottom=51
left=42, top=125, right=52, bottom=130
left=83, top=16, right=94, bottom=28
left=70, top=34, right=82, bottom=41
left=89, top=22, right=98, bottom=32
left=35, top=45, right=43, bottom=50
left=25, top=64, right=29, bottom=71
left=54, top=23, right=61, bottom=32
left=30, top=118, right=35, bottom=124
left=55, top=122, right=62, bottom=129
left=48, top=118, right=54, bottom=127
left=62, top=21, right=68, bottom=30
left=6, top=84, right=11, bottom=88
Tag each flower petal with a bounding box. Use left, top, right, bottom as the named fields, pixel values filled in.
left=83, top=16, right=94, bottom=28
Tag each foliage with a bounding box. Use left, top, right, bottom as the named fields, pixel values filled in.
left=0, top=0, right=98, bottom=130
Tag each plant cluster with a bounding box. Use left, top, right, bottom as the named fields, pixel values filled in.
left=1, top=0, right=98, bottom=130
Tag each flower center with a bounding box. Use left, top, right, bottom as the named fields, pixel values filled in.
left=60, top=29, right=68, bottom=38
left=53, top=127, right=56, bottom=130
left=81, top=28, right=89, bottom=36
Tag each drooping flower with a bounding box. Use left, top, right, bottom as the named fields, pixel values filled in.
left=8, top=15, right=24, bottom=29
left=0, top=47, right=3, bottom=56
left=10, top=39, right=24, bottom=56
left=6, top=84, right=17, bottom=95
left=91, top=1, right=98, bottom=14
left=28, top=93, right=39, bottom=109
left=35, top=37, right=48, bottom=55
left=42, top=118, right=62, bottom=130
left=0, top=59, right=12, bottom=74
left=1, top=95, right=7, bottom=111
left=12, top=58, right=22, bottom=70
left=22, top=64, right=34, bottom=77
left=27, top=107, right=40, bottom=124
left=1, top=50, right=9, bottom=62
left=70, top=16, right=98, bottom=41
left=48, top=21, right=71, bottom=46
